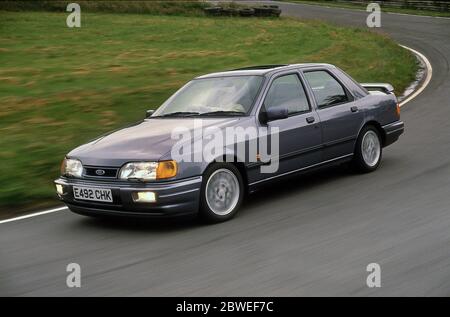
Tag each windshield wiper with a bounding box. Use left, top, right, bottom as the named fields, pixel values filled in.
left=153, top=111, right=200, bottom=118
left=199, top=110, right=246, bottom=116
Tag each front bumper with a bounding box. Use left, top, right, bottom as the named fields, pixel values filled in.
left=382, top=120, right=404, bottom=147
left=54, top=176, right=202, bottom=218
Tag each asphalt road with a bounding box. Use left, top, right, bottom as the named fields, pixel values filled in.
left=1, top=2, right=450, bottom=296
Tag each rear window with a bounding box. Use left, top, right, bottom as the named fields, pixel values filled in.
left=304, top=71, right=349, bottom=108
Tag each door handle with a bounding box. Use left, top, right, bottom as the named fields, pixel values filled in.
left=306, top=116, right=315, bottom=124
left=351, top=106, right=359, bottom=113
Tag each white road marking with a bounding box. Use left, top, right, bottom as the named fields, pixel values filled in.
left=398, top=45, right=433, bottom=107
left=0, top=206, right=68, bottom=225
left=386, top=11, right=450, bottom=20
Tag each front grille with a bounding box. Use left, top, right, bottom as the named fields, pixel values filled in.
left=84, top=166, right=119, bottom=178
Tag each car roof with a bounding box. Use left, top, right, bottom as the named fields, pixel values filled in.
left=195, top=63, right=335, bottom=79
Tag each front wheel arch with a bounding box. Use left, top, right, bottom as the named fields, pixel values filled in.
left=202, top=155, right=249, bottom=194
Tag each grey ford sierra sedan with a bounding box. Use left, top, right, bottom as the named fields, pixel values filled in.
left=55, top=64, right=404, bottom=222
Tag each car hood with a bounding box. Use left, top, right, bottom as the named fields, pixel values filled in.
left=68, top=117, right=253, bottom=166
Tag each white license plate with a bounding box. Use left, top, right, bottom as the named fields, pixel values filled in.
left=73, top=186, right=113, bottom=203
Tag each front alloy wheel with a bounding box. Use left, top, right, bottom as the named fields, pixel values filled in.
left=200, top=163, right=244, bottom=222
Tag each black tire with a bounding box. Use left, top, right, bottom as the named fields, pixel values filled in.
left=239, top=8, right=255, bottom=17
left=221, top=8, right=239, bottom=16
left=253, top=7, right=273, bottom=17
left=204, top=7, right=222, bottom=16
left=199, top=163, right=244, bottom=223
left=351, top=125, right=383, bottom=173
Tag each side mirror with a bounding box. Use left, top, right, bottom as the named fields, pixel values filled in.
left=265, top=107, right=288, bottom=122
left=146, top=110, right=155, bottom=118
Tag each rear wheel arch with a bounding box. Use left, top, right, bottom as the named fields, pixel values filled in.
left=358, top=121, right=385, bottom=146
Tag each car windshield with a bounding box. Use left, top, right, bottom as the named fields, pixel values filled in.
left=153, top=75, right=264, bottom=117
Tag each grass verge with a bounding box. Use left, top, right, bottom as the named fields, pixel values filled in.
left=282, top=0, right=450, bottom=17
left=0, top=11, right=417, bottom=215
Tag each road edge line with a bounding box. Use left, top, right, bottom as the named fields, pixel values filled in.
left=0, top=206, right=68, bottom=225
left=398, top=45, right=433, bottom=107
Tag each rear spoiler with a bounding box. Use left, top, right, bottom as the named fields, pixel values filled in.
left=360, top=83, right=394, bottom=94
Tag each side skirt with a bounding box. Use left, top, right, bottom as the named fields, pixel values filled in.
left=247, top=153, right=353, bottom=193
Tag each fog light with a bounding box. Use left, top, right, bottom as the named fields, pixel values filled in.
left=56, top=184, right=64, bottom=195
left=132, top=191, right=156, bottom=203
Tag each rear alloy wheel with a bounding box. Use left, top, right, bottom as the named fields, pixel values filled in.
left=352, top=125, right=382, bottom=173
left=200, top=163, right=244, bottom=223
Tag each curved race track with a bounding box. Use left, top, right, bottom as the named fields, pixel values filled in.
left=1, top=2, right=450, bottom=296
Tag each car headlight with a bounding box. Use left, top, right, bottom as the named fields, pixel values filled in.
left=61, top=158, right=83, bottom=178
left=119, top=161, right=177, bottom=181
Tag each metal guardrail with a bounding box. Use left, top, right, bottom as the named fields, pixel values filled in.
left=332, top=0, right=450, bottom=12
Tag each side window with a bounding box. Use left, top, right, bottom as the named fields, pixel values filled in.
left=304, top=71, right=349, bottom=108
left=264, top=74, right=310, bottom=115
